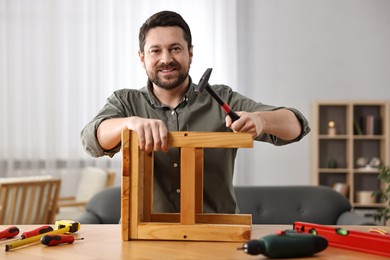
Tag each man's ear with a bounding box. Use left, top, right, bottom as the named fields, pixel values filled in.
left=189, top=45, right=193, bottom=64
left=138, top=50, right=145, bottom=68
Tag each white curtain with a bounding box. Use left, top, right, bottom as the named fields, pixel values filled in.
left=0, top=0, right=238, bottom=195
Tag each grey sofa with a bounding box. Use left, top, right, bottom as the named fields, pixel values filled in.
left=77, top=186, right=121, bottom=224
left=78, top=185, right=375, bottom=225
left=234, top=186, right=375, bottom=225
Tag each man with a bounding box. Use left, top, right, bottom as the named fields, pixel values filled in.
left=81, top=10, right=310, bottom=213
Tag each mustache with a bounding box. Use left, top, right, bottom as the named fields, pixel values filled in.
left=157, top=61, right=180, bottom=70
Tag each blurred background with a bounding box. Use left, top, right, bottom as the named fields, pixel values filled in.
left=1, top=0, right=389, bottom=199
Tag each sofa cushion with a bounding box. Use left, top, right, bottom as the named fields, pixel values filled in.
left=234, top=186, right=351, bottom=225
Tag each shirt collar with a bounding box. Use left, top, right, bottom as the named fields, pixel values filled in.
left=146, top=77, right=194, bottom=109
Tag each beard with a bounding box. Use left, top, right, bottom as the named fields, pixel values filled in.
left=147, top=62, right=189, bottom=90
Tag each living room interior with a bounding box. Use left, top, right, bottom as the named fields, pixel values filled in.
left=1, top=0, right=390, bottom=227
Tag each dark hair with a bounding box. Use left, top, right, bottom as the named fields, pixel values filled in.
left=139, top=10, right=192, bottom=53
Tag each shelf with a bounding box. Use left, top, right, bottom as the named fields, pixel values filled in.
left=353, top=203, right=385, bottom=208
left=319, top=168, right=349, bottom=173
left=319, top=168, right=381, bottom=174
left=319, top=135, right=348, bottom=139
left=354, top=168, right=380, bottom=174
left=353, top=135, right=385, bottom=140
left=312, top=101, right=389, bottom=212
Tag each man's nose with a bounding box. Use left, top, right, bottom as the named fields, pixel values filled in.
left=160, top=50, right=173, bottom=64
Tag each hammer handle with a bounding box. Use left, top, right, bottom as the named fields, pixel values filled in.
left=226, top=108, right=240, bottom=122
left=206, top=85, right=240, bottom=122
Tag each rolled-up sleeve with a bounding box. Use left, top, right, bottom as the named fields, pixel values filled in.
left=286, top=107, right=311, bottom=141
left=254, top=107, right=311, bottom=145
left=80, top=90, right=130, bottom=158
left=80, top=117, right=121, bottom=158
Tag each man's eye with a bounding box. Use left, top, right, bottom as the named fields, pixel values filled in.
left=150, top=49, right=160, bottom=54
left=172, top=47, right=181, bottom=52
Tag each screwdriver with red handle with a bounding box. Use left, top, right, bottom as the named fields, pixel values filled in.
left=0, top=226, right=20, bottom=240
left=0, top=225, right=53, bottom=245
left=40, top=234, right=84, bottom=246
left=21, top=225, right=53, bottom=239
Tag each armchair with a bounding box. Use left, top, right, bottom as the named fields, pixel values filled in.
left=0, top=175, right=61, bottom=224
left=56, top=167, right=115, bottom=220
left=77, top=186, right=121, bottom=224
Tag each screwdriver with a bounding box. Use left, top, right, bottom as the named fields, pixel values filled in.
left=0, top=226, right=20, bottom=240
left=21, top=225, right=54, bottom=239
left=40, top=234, right=84, bottom=246
left=0, top=225, right=53, bottom=245
left=5, top=220, right=81, bottom=251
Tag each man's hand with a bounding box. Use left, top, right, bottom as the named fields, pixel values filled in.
left=225, top=112, right=263, bottom=138
left=225, top=109, right=301, bottom=141
left=127, top=117, right=169, bottom=152
left=97, top=116, right=169, bottom=153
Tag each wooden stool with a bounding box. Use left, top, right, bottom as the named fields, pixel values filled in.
left=121, top=130, right=253, bottom=242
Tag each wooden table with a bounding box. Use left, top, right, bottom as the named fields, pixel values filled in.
left=1, top=224, right=389, bottom=259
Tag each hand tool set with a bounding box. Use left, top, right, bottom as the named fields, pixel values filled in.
left=1, top=220, right=83, bottom=251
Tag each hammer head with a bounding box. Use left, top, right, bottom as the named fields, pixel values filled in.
left=194, top=68, right=212, bottom=94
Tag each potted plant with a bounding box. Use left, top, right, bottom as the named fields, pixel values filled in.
left=373, top=165, right=390, bottom=225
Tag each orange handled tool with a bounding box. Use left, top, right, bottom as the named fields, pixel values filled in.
left=40, top=234, right=84, bottom=246
left=0, top=226, right=19, bottom=240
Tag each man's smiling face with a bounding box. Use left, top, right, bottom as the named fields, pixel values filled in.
left=139, top=26, right=193, bottom=90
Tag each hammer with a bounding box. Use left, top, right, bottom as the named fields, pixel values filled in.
left=195, top=68, right=240, bottom=122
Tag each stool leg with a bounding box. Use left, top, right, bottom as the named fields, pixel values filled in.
left=195, top=148, right=204, bottom=214
left=180, top=147, right=196, bottom=225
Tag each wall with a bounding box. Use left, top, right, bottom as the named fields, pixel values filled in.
left=233, top=0, right=390, bottom=186
left=2, top=0, right=389, bottom=192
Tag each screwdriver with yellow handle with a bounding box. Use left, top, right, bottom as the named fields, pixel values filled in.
left=5, top=220, right=80, bottom=251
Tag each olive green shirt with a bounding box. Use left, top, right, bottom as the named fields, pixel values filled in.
left=81, top=79, right=310, bottom=213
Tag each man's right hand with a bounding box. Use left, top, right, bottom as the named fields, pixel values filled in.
left=97, top=116, right=169, bottom=153
left=127, top=116, right=169, bottom=152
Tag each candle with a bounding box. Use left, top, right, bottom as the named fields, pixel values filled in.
left=328, top=120, right=336, bottom=136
